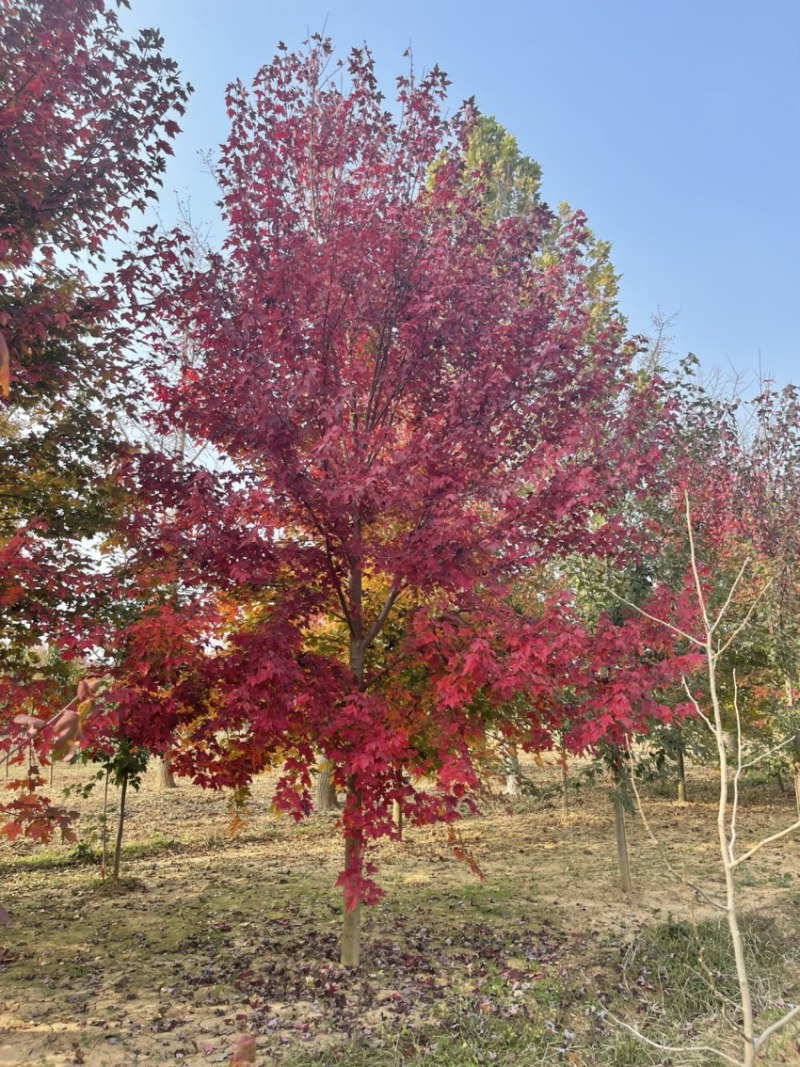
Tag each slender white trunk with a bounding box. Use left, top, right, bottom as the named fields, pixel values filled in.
left=708, top=654, right=755, bottom=1067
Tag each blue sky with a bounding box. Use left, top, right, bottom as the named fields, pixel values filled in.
left=121, top=0, right=799, bottom=389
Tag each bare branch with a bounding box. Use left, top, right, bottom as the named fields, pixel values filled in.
left=731, top=669, right=743, bottom=859
left=682, top=676, right=715, bottom=735
left=711, top=558, right=750, bottom=632
left=755, top=1003, right=800, bottom=1051
left=685, top=491, right=712, bottom=635
left=364, top=586, right=402, bottom=649
left=3, top=697, right=78, bottom=765
left=729, top=817, right=800, bottom=870
left=715, top=577, right=774, bottom=660
left=604, top=587, right=703, bottom=647
left=603, top=1008, right=742, bottom=1066
left=739, top=734, right=800, bottom=771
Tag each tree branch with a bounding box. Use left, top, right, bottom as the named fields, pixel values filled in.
left=685, top=491, right=712, bottom=634
left=729, top=818, right=800, bottom=869
left=715, top=577, right=774, bottom=660
left=603, top=588, right=702, bottom=648
left=711, top=558, right=750, bottom=633
left=755, top=1003, right=800, bottom=1051
left=603, top=1008, right=741, bottom=1066
left=364, top=586, right=402, bottom=650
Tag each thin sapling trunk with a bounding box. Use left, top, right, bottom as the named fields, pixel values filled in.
left=676, top=739, right=687, bottom=803
left=101, top=768, right=109, bottom=879
left=613, top=790, right=633, bottom=894
left=559, top=732, right=569, bottom=821
left=611, top=745, right=633, bottom=895
left=112, top=771, right=128, bottom=883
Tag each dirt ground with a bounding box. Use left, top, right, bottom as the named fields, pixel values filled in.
left=0, top=757, right=798, bottom=1066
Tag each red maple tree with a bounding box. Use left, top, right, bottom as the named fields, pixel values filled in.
left=115, top=39, right=683, bottom=965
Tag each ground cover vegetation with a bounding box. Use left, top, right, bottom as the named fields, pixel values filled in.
left=1, top=3, right=799, bottom=1064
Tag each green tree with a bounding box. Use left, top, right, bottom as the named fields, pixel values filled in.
left=464, top=115, right=620, bottom=329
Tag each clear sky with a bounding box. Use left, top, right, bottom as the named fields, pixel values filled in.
left=120, top=0, right=799, bottom=389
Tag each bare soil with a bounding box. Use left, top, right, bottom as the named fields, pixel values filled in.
left=0, top=758, right=798, bottom=1066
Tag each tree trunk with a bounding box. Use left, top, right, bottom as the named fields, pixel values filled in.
left=614, top=791, right=633, bottom=894
left=707, top=654, right=755, bottom=1066
left=392, top=798, right=403, bottom=839
left=610, top=747, right=633, bottom=894
left=341, top=611, right=366, bottom=968
left=559, top=733, right=569, bottom=821
left=158, top=756, right=177, bottom=790
left=101, top=768, right=110, bottom=879
left=112, top=772, right=128, bottom=882
left=676, top=741, right=687, bottom=803
left=315, top=760, right=339, bottom=812
left=340, top=819, right=362, bottom=968
left=502, top=740, right=522, bottom=796
left=337, top=561, right=399, bottom=969
left=561, top=763, right=569, bottom=820
left=786, top=680, right=800, bottom=817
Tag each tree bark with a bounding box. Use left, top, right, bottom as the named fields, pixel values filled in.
left=501, top=740, right=522, bottom=796
left=337, top=560, right=399, bottom=968
left=315, top=760, right=339, bottom=812
left=112, top=772, right=128, bottom=882
left=559, top=733, right=569, bottom=821
left=786, top=680, right=799, bottom=817
left=706, top=653, right=755, bottom=1066
left=613, top=791, right=633, bottom=894
left=101, top=768, right=110, bottom=879
left=392, top=798, right=403, bottom=838
left=675, top=741, right=687, bottom=803
left=340, top=806, right=362, bottom=968
left=340, top=581, right=366, bottom=968
left=611, top=746, right=633, bottom=894
left=158, top=756, right=177, bottom=790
